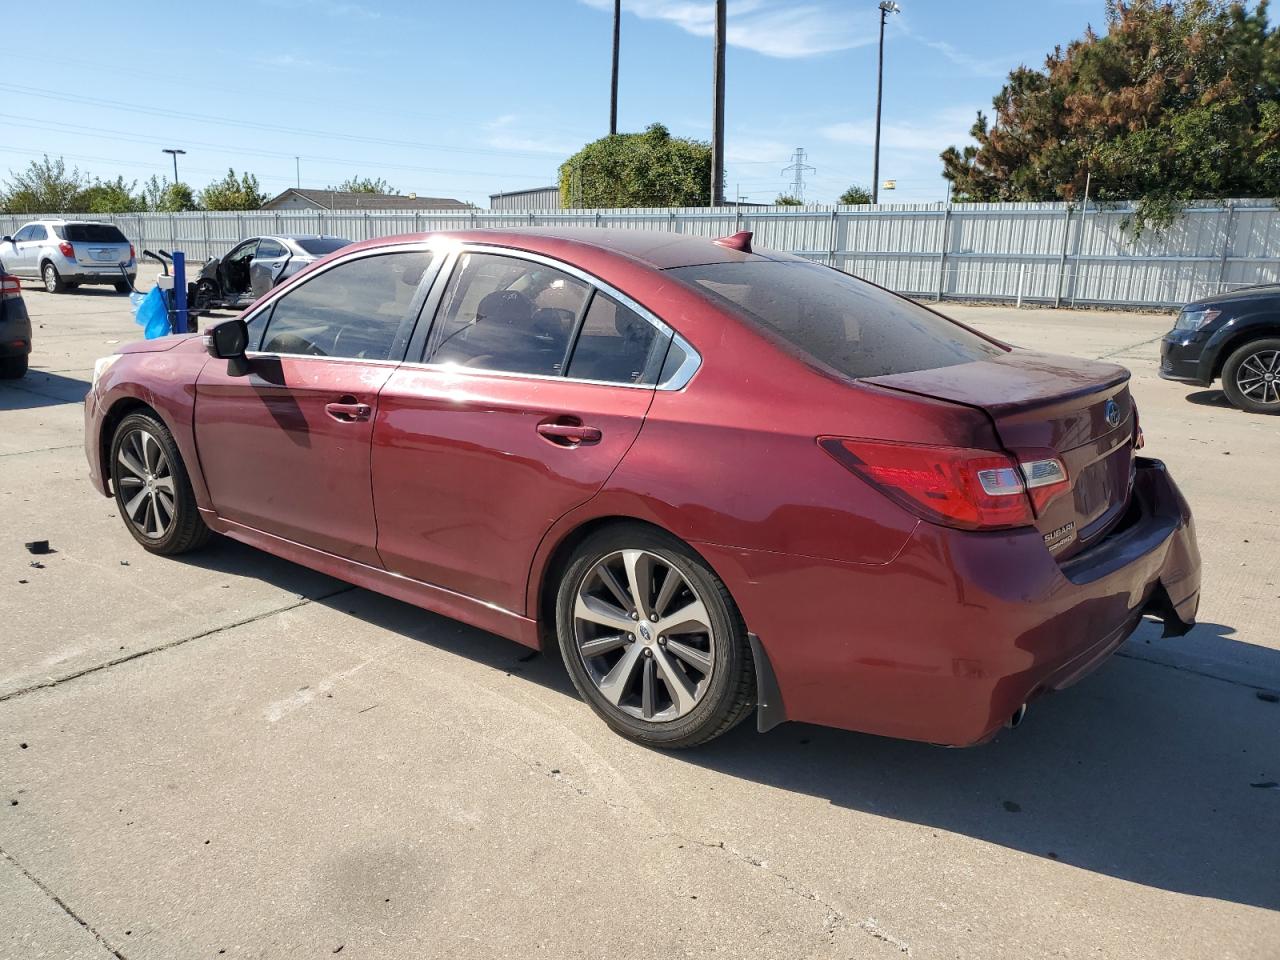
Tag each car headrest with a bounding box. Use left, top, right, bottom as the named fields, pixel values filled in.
left=476, top=289, right=533, bottom=325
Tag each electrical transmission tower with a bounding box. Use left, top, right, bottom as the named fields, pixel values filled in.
left=781, top=147, right=816, bottom=202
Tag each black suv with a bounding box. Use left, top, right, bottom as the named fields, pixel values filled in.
left=1161, top=284, right=1280, bottom=413
left=1, top=265, right=31, bottom=379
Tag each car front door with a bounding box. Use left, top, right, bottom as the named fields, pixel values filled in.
left=249, top=238, right=290, bottom=299
left=194, top=247, right=438, bottom=564
left=219, top=239, right=258, bottom=297
left=371, top=249, right=675, bottom=615
left=7, top=225, right=37, bottom=276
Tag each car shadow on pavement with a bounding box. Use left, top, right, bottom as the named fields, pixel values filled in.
left=1184, top=388, right=1234, bottom=408
left=0, top=370, right=91, bottom=409
left=175, top=536, right=1278, bottom=914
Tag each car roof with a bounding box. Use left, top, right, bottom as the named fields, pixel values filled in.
left=343, top=227, right=800, bottom=271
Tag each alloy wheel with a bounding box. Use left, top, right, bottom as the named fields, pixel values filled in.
left=573, top=549, right=716, bottom=722
left=1235, top=348, right=1280, bottom=405
left=43, top=265, right=58, bottom=293
left=116, top=428, right=176, bottom=539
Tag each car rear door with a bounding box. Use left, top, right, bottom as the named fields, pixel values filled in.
left=371, top=248, right=675, bottom=615
left=249, top=238, right=291, bottom=298
left=193, top=246, right=439, bottom=564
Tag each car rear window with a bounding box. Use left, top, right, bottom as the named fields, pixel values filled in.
left=668, top=260, right=1003, bottom=379
left=59, top=224, right=129, bottom=243
left=295, top=238, right=351, bottom=256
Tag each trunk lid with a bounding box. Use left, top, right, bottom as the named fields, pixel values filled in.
left=864, top=349, right=1136, bottom=559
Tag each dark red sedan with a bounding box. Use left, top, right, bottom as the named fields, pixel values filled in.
left=85, top=229, right=1200, bottom=748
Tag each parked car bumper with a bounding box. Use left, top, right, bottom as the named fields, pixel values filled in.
left=59, top=262, right=136, bottom=285
left=0, top=306, right=32, bottom=358
left=1159, top=334, right=1210, bottom=385
left=699, top=457, right=1199, bottom=746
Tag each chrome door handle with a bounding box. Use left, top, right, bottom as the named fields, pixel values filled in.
left=325, top=401, right=371, bottom=422
left=537, top=422, right=602, bottom=445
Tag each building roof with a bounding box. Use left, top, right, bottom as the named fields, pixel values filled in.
left=262, top=189, right=471, bottom=210
left=489, top=186, right=559, bottom=200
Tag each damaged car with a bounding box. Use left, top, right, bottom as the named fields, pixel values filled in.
left=193, top=235, right=351, bottom=311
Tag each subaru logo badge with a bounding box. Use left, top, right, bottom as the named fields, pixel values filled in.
left=1105, top=399, right=1121, bottom=428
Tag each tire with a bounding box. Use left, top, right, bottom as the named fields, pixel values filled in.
left=1221, top=338, right=1280, bottom=414
left=41, top=262, right=65, bottom=293
left=555, top=523, right=755, bottom=748
left=0, top=355, right=27, bottom=379
left=109, top=411, right=211, bottom=555
left=113, top=281, right=131, bottom=293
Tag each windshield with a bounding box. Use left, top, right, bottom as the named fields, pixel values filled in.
left=295, top=238, right=352, bottom=256
left=58, top=224, right=129, bottom=243
left=668, top=260, right=1003, bottom=379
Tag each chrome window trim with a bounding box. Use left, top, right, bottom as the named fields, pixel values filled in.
left=410, top=243, right=702, bottom=391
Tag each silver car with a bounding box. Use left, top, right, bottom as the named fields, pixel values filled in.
left=193, top=234, right=352, bottom=310
left=0, top=219, right=136, bottom=293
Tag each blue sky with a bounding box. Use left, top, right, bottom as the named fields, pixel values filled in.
left=2, top=0, right=1114, bottom=206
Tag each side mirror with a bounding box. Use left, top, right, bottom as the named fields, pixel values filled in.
left=1, top=236, right=13, bottom=244
left=205, top=318, right=250, bottom=375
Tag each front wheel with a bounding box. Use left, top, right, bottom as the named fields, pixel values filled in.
left=109, top=412, right=211, bottom=554
left=555, top=524, right=755, bottom=748
left=1222, top=338, right=1280, bottom=414
left=42, top=263, right=65, bottom=293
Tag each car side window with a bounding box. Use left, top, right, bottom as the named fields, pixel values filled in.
left=13, top=226, right=34, bottom=242
left=257, top=251, right=433, bottom=361
left=567, top=292, right=668, bottom=385
left=423, top=252, right=589, bottom=376
left=28, top=226, right=47, bottom=242
left=256, top=239, right=286, bottom=259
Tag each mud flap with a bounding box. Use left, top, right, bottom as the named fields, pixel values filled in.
left=1143, top=583, right=1195, bottom=638
left=748, top=632, right=786, bottom=733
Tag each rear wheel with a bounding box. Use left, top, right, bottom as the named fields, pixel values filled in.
left=555, top=524, right=754, bottom=748
left=42, top=262, right=65, bottom=293
left=0, top=355, right=27, bottom=379
left=109, top=412, right=211, bottom=554
left=1222, top=338, right=1280, bottom=414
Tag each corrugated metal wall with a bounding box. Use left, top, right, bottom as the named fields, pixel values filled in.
left=5, top=200, right=1276, bottom=307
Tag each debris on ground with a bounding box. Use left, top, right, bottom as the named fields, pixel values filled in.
left=24, top=540, right=49, bottom=554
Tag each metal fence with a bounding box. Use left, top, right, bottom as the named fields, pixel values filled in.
left=5, top=199, right=1277, bottom=308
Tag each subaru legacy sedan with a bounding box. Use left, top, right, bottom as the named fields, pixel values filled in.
left=85, top=229, right=1200, bottom=749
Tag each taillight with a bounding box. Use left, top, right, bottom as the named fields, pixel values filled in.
left=129, top=244, right=136, bottom=260
left=819, top=438, right=1035, bottom=530
left=0, top=276, right=21, bottom=300
left=58, top=241, right=74, bottom=258
left=1017, top=455, right=1071, bottom=514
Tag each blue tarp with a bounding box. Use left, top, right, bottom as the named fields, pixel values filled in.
left=130, top=286, right=171, bottom=340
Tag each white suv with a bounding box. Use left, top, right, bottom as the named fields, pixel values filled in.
left=1, top=219, right=137, bottom=293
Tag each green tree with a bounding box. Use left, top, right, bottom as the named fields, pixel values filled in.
left=329, top=176, right=399, bottom=194
left=78, top=176, right=146, bottom=213
left=156, top=181, right=198, bottom=212
left=838, top=184, right=873, bottom=205
left=774, top=194, right=803, bottom=206
left=199, top=168, right=267, bottom=210
left=0, top=156, right=88, bottom=214
left=941, top=0, right=1280, bottom=230
left=559, top=123, right=711, bottom=207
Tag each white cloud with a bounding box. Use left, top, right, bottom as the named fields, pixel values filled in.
left=579, top=0, right=878, bottom=58
left=821, top=105, right=979, bottom=155
left=483, top=116, right=578, bottom=157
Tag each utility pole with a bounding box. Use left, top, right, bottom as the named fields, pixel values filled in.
left=710, top=0, right=726, bottom=206
left=872, top=1, right=899, bottom=204
left=295, top=157, right=301, bottom=188
left=782, top=148, right=816, bottom=202
left=162, top=148, right=186, bottom=185
left=609, top=0, right=621, bottom=135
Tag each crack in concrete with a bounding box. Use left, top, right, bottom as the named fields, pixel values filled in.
left=1094, top=334, right=1164, bottom=360
left=0, top=443, right=82, bottom=458
left=859, top=917, right=913, bottom=954
left=1116, top=649, right=1274, bottom=692
left=0, top=586, right=356, bottom=705
left=1, top=845, right=126, bottom=959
